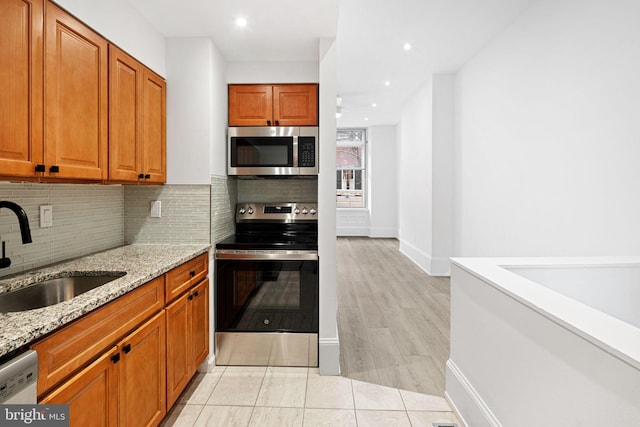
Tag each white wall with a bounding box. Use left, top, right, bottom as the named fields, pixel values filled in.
left=165, top=38, right=214, bottom=185
left=454, top=0, right=640, bottom=257
left=317, top=38, right=340, bottom=375
left=399, top=82, right=433, bottom=269
left=54, top=0, right=166, bottom=76
left=397, top=76, right=454, bottom=276
left=431, top=75, right=455, bottom=274
left=368, top=126, right=399, bottom=237
left=226, top=62, right=319, bottom=83
left=210, top=43, right=229, bottom=177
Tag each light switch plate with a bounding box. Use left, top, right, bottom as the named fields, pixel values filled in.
left=40, top=205, right=53, bottom=228
left=150, top=201, right=162, bottom=218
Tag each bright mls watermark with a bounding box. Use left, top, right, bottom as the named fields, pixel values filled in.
left=0, top=405, right=69, bottom=426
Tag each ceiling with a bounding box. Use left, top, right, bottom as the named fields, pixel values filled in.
left=127, top=0, right=535, bottom=127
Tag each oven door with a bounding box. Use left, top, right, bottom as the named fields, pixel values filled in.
left=215, top=250, right=319, bottom=366
left=215, top=251, right=318, bottom=333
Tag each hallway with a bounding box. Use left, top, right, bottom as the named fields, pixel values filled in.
left=337, top=237, right=450, bottom=396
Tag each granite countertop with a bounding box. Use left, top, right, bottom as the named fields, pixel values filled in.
left=0, top=244, right=210, bottom=359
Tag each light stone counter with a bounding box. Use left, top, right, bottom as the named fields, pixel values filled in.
left=0, top=244, right=210, bottom=358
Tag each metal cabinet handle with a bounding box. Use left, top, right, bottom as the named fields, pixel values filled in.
left=35, top=164, right=45, bottom=173
left=123, top=344, right=132, bottom=354
left=111, top=353, right=120, bottom=364
left=49, top=165, right=59, bottom=173
left=138, top=173, right=144, bottom=179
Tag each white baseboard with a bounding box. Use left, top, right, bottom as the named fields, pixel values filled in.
left=318, top=337, right=341, bottom=375
left=337, top=226, right=370, bottom=236
left=399, top=240, right=451, bottom=276
left=446, top=359, right=502, bottom=427
left=368, top=227, right=398, bottom=238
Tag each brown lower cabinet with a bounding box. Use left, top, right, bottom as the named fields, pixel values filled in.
left=32, top=253, right=209, bottom=426
left=166, top=278, right=209, bottom=408
left=41, top=312, right=166, bottom=427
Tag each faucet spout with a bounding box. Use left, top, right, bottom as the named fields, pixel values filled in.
left=0, top=201, right=32, bottom=244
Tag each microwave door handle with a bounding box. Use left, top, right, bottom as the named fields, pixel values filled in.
left=292, top=135, right=298, bottom=169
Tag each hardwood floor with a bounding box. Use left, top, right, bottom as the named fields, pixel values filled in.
left=336, top=237, right=450, bottom=396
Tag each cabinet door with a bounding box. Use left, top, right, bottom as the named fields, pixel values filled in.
left=190, top=278, right=210, bottom=369
left=165, top=292, right=190, bottom=408
left=228, top=84, right=273, bottom=126
left=109, top=45, right=143, bottom=182
left=142, top=68, right=166, bottom=183
left=40, top=348, right=119, bottom=427
left=119, top=311, right=166, bottom=427
left=273, top=84, right=318, bottom=126
left=0, top=0, right=43, bottom=177
left=165, top=278, right=209, bottom=408
left=44, top=1, right=108, bottom=180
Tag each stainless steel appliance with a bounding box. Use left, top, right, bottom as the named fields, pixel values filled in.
left=227, top=127, right=318, bottom=176
left=215, top=202, right=318, bottom=366
left=0, top=350, right=38, bottom=404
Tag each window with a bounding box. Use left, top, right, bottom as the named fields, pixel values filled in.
left=336, top=128, right=366, bottom=208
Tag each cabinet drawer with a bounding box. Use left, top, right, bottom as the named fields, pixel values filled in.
left=31, top=276, right=165, bottom=397
left=165, top=254, right=208, bottom=303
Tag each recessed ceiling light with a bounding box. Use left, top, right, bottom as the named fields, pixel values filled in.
left=364, top=117, right=369, bottom=121
left=403, top=43, right=412, bottom=51
left=384, top=81, right=390, bottom=86
left=372, top=103, right=377, bottom=108
left=235, top=17, right=247, bottom=28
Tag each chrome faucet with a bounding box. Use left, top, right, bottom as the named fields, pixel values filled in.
left=0, top=201, right=33, bottom=269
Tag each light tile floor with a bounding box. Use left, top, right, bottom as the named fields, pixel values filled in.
left=161, top=366, right=461, bottom=427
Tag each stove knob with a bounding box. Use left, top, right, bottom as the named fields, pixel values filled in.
left=247, top=207, right=254, bottom=215
left=302, top=207, right=308, bottom=215
left=294, top=208, right=300, bottom=214
left=310, top=208, right=317, bottom=215
left=239, top=208, right=246, bottom=214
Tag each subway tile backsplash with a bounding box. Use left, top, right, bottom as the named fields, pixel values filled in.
left=211, top=175, right=236, bottom=244
left=237, top=177, right=318, bottom=203
left=0, top=183, right=124, bottom=277
left=124, top=185, right=211, bottom=244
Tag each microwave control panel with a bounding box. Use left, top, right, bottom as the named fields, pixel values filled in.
left=298, top=137, right=316, bottom=167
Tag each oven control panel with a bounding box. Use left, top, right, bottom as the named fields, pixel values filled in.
left=236, top=202, right=317, bottom=221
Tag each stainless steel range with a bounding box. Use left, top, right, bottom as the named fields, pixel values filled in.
left=214, top=202, right=318, bottom=367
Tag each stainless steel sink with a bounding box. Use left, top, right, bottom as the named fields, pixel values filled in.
left=0, top=272, right=126, bottom=313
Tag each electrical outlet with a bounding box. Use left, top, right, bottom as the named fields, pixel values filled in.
left=150, top=201, right=162, bottom=218
left=40, top=205, right=53, bottom=228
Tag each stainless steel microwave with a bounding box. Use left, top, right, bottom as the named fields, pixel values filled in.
left=227, top=126, right=318, bottom=176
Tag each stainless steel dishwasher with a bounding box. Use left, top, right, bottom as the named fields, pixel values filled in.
left=0, top=350, right=38, bottom=404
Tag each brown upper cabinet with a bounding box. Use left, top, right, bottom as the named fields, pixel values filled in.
left=109, top=46, right=166, bottom=183
left=44, top=1, right=108, bottom=180
left=0, top=0, right=166, bottom=183
left=229, top=84, right=318, bottom=126
left=0, top=0, right=43, bottom=178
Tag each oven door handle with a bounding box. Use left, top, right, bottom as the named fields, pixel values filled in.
left=215, top=250, right=318, bottom=261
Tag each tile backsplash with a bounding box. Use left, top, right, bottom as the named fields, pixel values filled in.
left=237, top=177, right=318, bottom=203
left=124, top=185, right=211, bottom=244
left=0, top=183, right=124, bottom=277
left=211, top=175, right=236, bottom=244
